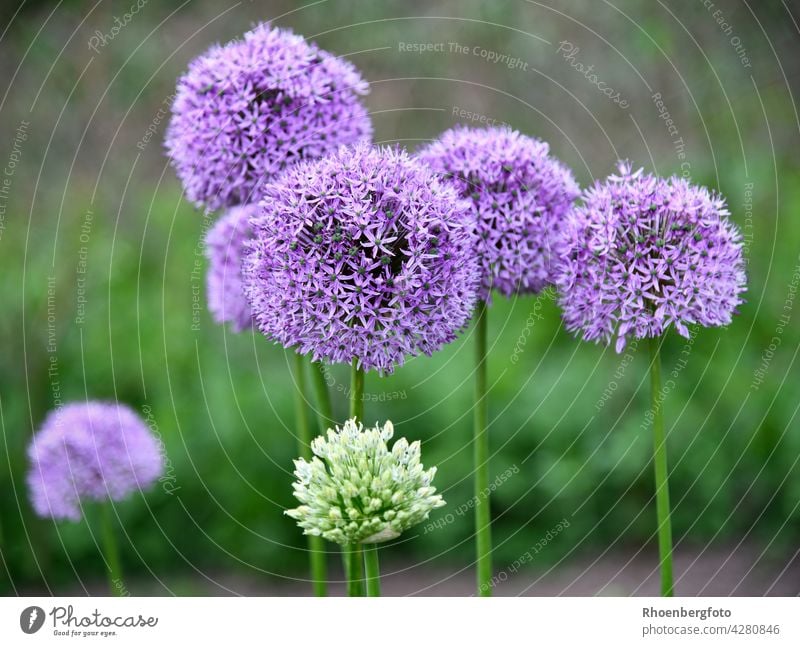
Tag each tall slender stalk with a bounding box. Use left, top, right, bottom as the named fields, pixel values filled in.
left=309, top=361, right=334, bottom=433
left=341, top=361, right=367, bottom=596
left=349, top=360, right=364, bottom=421
left=649, top=335, right=674, bottom=597
left=363, top=544, right=381, bottom=596
left=292, top=353, right=327, bottom=597
left=473, top=299, right=492, bottom=596
left=344, top=544, right=364, bottom=596
left=100, top=505, right=123, bottom=597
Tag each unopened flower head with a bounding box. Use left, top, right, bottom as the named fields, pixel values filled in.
left=417, top=126, right=579, bottom=299
left=165, top=23, right=372, bottom=210
left=205, top=204, right=256, bottom=332
left=243, top=142, right=480, bottom=374
left=27, top=402, right=165, bottom=521
left=286, top=419, right=445, bottom=545
left=556, top=162, right=747, bottom=351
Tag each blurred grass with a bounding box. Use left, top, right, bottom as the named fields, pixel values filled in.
left=1, top=0, right=799, bottom=593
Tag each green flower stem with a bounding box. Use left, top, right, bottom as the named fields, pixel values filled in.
left=649, top=335, right=674, bottom=597
left=292, top=353, right=327, bottom=597
left=342, top=363, right=366, bottom=596
left=344, top=543, right=364, bottom=596
left=309, top=361, right=334, bottom=433
left=100, top=505, right=123, bottom=597
left=349, top=360, right=364, bottom=421
left=307, top=540, right=327, bottom=596
left=473, top=299, right=492, bottom=597
left=363, top=544, right=381, bottom=596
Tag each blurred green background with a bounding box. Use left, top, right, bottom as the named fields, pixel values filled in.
left=1, top=0, right=799, bottom=595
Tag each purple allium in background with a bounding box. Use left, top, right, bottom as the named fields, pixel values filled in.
left=556, top=163, right=747, bottom=352
left=417, top=126, right=579, bottom=299
left=243, top=143, right=480, bottom=374
left=165, top=23, right=372, bottom=211
left=205, top=205, right=256, bottom=332
left=27, top=402, right=164, bottom=521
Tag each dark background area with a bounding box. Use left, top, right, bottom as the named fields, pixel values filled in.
left=1, top=0, right=799, bottom=595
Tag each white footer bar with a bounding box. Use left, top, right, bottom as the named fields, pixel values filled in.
left=1, top=597, right=797, bottom=645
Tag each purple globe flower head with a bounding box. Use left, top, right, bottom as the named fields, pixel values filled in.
left=27, top=402, right=164, bottom=522
left=556, top=162, right=747, bottom=352
left=416, top=126, right=579, bottom=300
left=205, top=204, right=256, bottom=332
left=165, top=22, right=373, bottom=211
left=243, top=142, right=480, bottom=374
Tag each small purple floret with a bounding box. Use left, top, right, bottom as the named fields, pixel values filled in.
left=27, top=402, right=164, bottom=521
left=417, top=126, right=579, bottom=299
left=205, top=205, right=256, bottom=332
left=165, top=23, right=372, bottom=210
left=556, top=162, right=747, bottom=352
left=243, top=143, right=480, bottom=374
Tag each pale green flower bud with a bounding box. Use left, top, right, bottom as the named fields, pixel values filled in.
left=286, top=418, right=445, bottom=545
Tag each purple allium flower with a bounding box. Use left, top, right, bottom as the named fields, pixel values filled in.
left=205, top=205, right=256, bottom=332
left=416, top=126, right=579, bottom=299
left=556, top=163, right=747, bottom=352
left=165, top=23, right=372, bottom=211
left=243, top=143, right=480, bottom=374
left=27, top=402, right=164, bottom=521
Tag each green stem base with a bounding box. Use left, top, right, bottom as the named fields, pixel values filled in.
left=649, top=336, right=674, bottom=597
left=345, top=543, right=364, bottom=596
left=474, top=300, right=492, bottom=596
left=364, top=544, right=381, bottom=597
left=293, top=353, right=328, bottom=597
left=100, top=505, right=123, bottom=597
